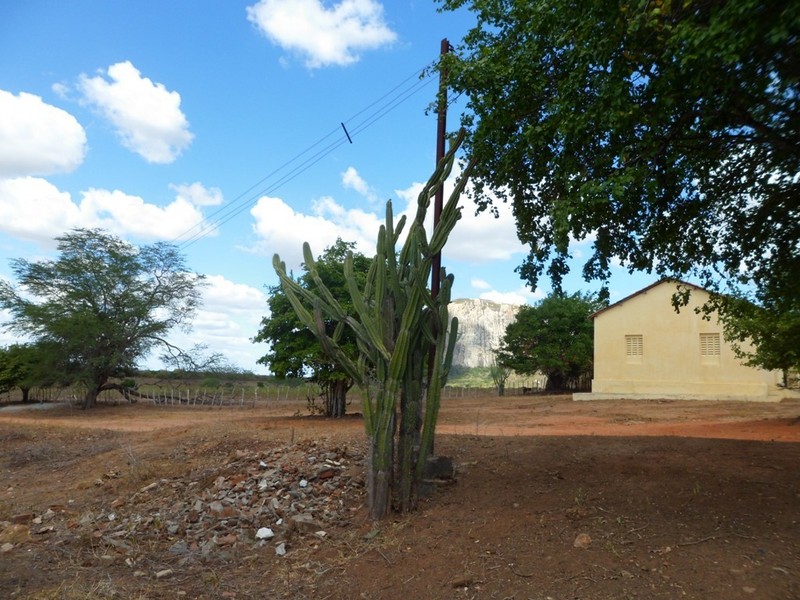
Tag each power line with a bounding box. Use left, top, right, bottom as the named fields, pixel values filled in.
left=176, top=64, right=438, bottom=250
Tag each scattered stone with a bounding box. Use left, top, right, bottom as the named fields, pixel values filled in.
left=573, top=533, right=592, bottom=549
left=3, top=439, right=366, bottom=563
left=11, top=513, right=34, bottom=524
left=743, top=587, right=756, bottom=594
left=290, top=513, right=323, bottom=534
left=155, top=568, right=174, bottom=579
left=1, top=542, right=13, bottom=553
left=424, top=456, right=455, bottom=480
left=169, top=541, right=189, bottom=555
left=316, top=467, right=337, bottom=480
left=214, top=533, right=237, bottom=546
left=256, top=527, right=275, bottom=540
left=451, top=576, right=476, bottom=588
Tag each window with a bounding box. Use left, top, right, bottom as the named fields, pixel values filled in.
left=625, top=334, right=643, bottom=363
left=700, top=333, right=721, bottom=363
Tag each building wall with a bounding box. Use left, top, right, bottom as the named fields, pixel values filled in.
left=584, top=281, right=781, bottom=401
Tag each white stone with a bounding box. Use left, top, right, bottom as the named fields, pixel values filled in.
left=255, top=527, right=275, bottom=540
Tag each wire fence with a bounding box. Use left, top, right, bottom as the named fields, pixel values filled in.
left=1, top=380, right=585, bottom=409
left=0, top=382, right=322, bottom=408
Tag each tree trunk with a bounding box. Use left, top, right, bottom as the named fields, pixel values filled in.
left=326, top=379, right=348, bottom=418
left=20, top=387, right=31, bottom=403
left=84, top=386, right=100, bottom=409
left=546, top=373, right=565, bottom=392
left=498, top=382, right=505, bottom=397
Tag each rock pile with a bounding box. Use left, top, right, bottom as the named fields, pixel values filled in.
left=1, top=439, right=367, bottom=564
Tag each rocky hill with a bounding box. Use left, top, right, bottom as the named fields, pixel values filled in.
left=448, top=298, right=522, bottom=368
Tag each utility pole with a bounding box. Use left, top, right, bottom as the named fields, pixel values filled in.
left=426, top=39, right=451, bottom=459
left=431, top=37, right=450, bottom=299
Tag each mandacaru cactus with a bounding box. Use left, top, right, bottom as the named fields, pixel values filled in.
left=273, top=129, right=475, bottom=520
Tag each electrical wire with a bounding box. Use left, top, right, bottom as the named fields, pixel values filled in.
left=175, top=63, right=446, bottom=250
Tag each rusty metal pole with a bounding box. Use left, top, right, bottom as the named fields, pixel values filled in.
left=431, top=38, right=450, bottom=300
left=426, top=39, right=451, bottom=460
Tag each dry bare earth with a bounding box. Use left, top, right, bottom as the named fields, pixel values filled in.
left=1, top=394, right=799, bottom=599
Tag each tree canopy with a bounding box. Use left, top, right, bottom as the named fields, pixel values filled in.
left=700, top=291, right=800, bottom=378
left=0, top=343, right=59, bottom=402
left=497, top=292, right=604, bottom=391
left=438, top=0, right=799, bottom=356
left=254, top=239, right=372, bottom=417
left=0, top=228, right=205, bottom=408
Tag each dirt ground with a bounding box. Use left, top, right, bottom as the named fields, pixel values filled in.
left=1, top=393, right=799, bottom=599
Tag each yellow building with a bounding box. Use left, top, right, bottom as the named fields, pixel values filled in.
left=574, top=280, right=784, bottom=402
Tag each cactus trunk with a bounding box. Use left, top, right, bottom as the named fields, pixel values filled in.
left=273, top=129, right=475, bottom=519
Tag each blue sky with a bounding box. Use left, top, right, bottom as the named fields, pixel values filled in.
left=0, top=0, right=650, bottom=373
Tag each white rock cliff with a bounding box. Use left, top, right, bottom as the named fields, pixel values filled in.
left=447, top=298, right=522, bottom=368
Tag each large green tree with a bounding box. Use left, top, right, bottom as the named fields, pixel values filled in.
left=497, top=292, right=604, bottom=391
left=254, top=239, right=372, bottom=417
left=0, top=228, right=205, bottom=408
left=438, top=0, right=799, bottom=360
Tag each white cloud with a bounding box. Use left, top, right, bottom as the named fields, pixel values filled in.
left=250, top=167, right=526, bottom=270
left=480, top=286, right=543, bottom=306
left=0, top=90, right=87, bottom=177
left=79, top=188, right=207, bottom=240
left=246, top=0, right=397, bottom=68
left=341, top=166, right=376, bottom=201
left=0, top=177, right=213, bottom=244
left=0, top=177, right=82, bottom=244
left=169, top=182, right=224, bottom=207
left=201, top=274, right=268, bottom=314
left=78, top=61, right=193, bottom=163
left=471, top=278, right=491, bottom=290
left=395, top=175, right=526, bottom=263
left=164, top=275, right=269, bottom=373
left=249, top=194, right=380, bottom=269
